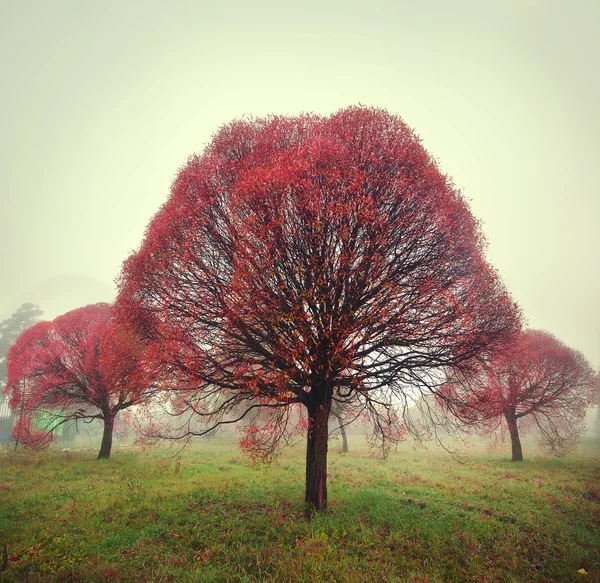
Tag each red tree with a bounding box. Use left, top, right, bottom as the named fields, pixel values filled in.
left=117, top=106, right=520, bottom=510
left=4, top=303, right=153, bottom=459
left=442, top=329, right=597, bottom=461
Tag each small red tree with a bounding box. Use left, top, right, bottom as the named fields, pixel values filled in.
left=117, top=106, right=520, bottom=510
left=4, top=303, right=154, bottom=459
left=443, top=329, right=597, bottom=461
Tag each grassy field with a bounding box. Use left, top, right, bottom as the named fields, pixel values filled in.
left=0, top=436, right=598, bottom=583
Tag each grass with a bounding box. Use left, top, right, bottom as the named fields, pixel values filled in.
left=0, top=436, right=599, bottom=582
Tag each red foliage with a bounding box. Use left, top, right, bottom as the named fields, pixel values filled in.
left=117, top=106, right=520, bottom=507
left=4, top=303, right=154, bottom=458
left=11, top=416, right=53, bottom=450
left=443, top=329, right=597, bottom=459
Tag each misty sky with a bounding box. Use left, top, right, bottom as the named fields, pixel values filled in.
left=1, top=0, right=599, bottom=369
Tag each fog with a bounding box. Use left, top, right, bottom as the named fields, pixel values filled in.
left=1, top=0, right=599, bottom=371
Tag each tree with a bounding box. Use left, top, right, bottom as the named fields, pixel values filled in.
left=0, top=303, right=44, bottom=386
left=4, top=303, right=153, bottom=459
left=331, top=401, right=349, bottom=453
left=442, top=329, right=597, bottom=461
left=0, top=303, right=44, bottom=446
left=595, top=368, right=600, bottom=437
left=117, top=106, right=520, bottom=510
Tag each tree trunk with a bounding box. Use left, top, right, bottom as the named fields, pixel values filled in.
left=337, top=413, right=349, bottom=453
left=98, top=414, right=114, bottom=460
left=305, top=400, right=331, bottom=512
left=505, top=414, right=523, bottom=462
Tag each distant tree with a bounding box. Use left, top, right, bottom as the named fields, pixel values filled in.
left=329, top=399, right=368, bottom=454
left=117, top=106, right=520, bottom=510
left=595, top=368, right=600, bottom=437
left=4, top=303, right=154, bottom=459
left=0, top=303, right=44, bottom=386
left=442, top=329, right=597, bottom=461
left=331, top=401, right=349, bottom=453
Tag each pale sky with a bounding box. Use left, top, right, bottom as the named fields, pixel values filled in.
left=1, top=0, right=599, bottom=369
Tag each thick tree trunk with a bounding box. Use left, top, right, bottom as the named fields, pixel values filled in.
left=98, top=414, right=115, bottom=460
left=305, top=400, right=332, bottom=512
left=505, top=414, right=523, bottom=462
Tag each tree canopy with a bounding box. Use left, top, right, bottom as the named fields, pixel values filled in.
left=117, top=106, right=520, bottom=509
left=442, top=329, right=597, bottom=461
left=0, top=303, right=44, bottom=386
left=4, top=303, right=154, bottom=458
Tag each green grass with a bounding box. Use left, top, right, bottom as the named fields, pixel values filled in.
left=0, top=438, right=598, bottom=582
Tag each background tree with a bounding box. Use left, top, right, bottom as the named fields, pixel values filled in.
left=442, top=329, right=597, bottom=461
left=331, top=401, right=350, bottom=453
left=0, top=303, right=43, bottom=386
left=4, top=303, right=154, bottom=458
left=0, top=303, right=44, bottom=446
left=592, top=367, right=600, bottom=438
left=117, top=106, right=520, bottom=510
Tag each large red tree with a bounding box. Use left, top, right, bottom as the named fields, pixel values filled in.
left=117, top=106, right=520, bottom=510
left=4, top=303, right=153, bottom=459
left=443, top=329, right=597, bottom=461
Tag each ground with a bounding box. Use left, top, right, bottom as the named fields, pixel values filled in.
left=0, top=436, right=598, bottom=582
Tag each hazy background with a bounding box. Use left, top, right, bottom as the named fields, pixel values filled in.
left=1, top=0, right=599, bottom=370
